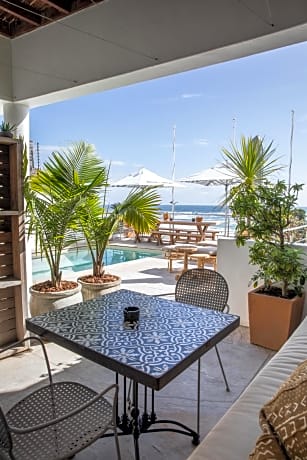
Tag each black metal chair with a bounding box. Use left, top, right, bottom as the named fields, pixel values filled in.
left=175, top=268, right=230, bottom=391
left=0, top=336, right=121, bottom=460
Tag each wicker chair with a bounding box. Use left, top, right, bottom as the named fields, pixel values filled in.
left=0, top=336, right=121, bottom=460
left=175, top=268, right=230, bottom=391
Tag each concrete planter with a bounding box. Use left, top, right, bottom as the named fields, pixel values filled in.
left=29, top=284, right=81, bottom=317
left=248, top=288, right=305, bottom=350
left=78, top=275, right=121, bottom=301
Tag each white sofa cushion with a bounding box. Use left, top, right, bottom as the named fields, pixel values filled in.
left=187, top=316, right=307, bottom=460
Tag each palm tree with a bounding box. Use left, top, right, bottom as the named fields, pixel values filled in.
left=78, top=180, right=161, bottom=279
left=25, top=141, right=107, bottom=289
left=221, top=135, right=283, bottom=233
left=221, top=135, right=282, bottom=191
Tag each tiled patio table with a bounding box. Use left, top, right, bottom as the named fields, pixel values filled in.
left=26, top=289, right=239, bottom=460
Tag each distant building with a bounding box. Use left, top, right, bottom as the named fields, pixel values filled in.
left=29, top=140, right=40, bottom=175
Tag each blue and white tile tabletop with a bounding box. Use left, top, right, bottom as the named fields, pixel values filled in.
left=26, top=289, right=240, bottom=390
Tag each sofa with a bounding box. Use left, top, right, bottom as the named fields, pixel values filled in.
left=187, top=315, right=307, bottom=460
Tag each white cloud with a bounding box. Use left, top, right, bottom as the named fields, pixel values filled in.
left=181, top=93, right=202, bottom=99
left=152, top=92, right=202, bottom=104
left=38, top=144, right=65, bottom=152
left=194, top=138, right=209, bottom=146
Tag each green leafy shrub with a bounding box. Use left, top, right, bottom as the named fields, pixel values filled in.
left=230, top=180, right=306, bottom=298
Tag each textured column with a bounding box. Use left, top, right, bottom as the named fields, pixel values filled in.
left=3, top=102, right=30, bottom=148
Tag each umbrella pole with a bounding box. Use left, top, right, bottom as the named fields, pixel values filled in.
left=171, top=125, right=176, bottom=218
left=224, top=183, right=229, bottom=236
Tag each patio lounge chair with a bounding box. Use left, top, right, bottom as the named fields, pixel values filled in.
left=175, top=268, right=230, bottom=391
left=0, top=337, right=121, bottom=460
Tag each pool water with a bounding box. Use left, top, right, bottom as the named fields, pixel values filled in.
left=32, top=247, right=160, bottom=277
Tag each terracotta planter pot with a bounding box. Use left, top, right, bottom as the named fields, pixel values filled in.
left=29, top=284, right=81, bottom=317
left=78, top=275, right=121, bottom=301
left=248, top=288, right=305, bottom=351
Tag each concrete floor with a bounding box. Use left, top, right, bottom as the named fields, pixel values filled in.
left=1, top=240, right=274, bottom=459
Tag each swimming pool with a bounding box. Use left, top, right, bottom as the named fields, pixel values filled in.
left=32, top=246, right=161, bottom=277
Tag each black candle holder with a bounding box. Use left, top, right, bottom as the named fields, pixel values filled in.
left=124, top=306, right=140, bottom=324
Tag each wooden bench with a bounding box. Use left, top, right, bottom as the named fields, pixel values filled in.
left=150, top=230, right=178, bottom=245
left=150, top=229, right=202, bottom=245
left=189, top=253, right=217, bottom=270
left=174, top=230, right=202, bottom=244
left=204, top=230, right=220, bottom=240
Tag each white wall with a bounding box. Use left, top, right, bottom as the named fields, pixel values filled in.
left=217, top=237, right=307, bottom=326
left=0, top=37, right=12, bottom=101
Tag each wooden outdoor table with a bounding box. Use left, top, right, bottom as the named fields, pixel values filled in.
left=172, top=244, right=198, bottom=279
left=162, top=245, right=185, bottom=272
left=152, top=220, right=216, bottom=245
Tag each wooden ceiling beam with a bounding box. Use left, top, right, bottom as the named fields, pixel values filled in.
left=38, top=0, right=71, bottom=15
left=0, top=0, right=104, bottom=38
left=0, top=1, right=41, bottom=26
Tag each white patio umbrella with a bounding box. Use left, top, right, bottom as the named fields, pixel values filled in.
left=180, top=164, right=239, bottom=236
left=110, top=167, right=183, bottom=188
left=110, top=167, right=184, bottom=220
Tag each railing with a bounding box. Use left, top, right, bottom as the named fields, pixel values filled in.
left=284, top=224, right=307, bottom=243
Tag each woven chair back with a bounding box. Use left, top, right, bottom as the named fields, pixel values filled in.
left=0, top=406, right=12, bottom=452
left=175, top=268, right=229, bottom=311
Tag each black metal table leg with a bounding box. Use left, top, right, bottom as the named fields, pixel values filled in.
left=118, top=376, right=132, bottom=434
left=150, top=388, right=157, bottom=423
left=147, top=385, right=199, bottom=445
left=141, top=386, right=150, bottom=431
left=197, top=358, right=201, bottom=436
left=114, top=376, right=200, bottom=458
left=132, top=381, right=140, bottom=460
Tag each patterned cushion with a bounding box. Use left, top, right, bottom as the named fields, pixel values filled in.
left=249, top=359, right=307, bottom=460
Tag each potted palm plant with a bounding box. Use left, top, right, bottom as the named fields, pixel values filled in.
left=25, top=141, right=107, bottom=315
left=77, top=175, right=160, bottom=301
left=230, top=179, right=306, bottom=350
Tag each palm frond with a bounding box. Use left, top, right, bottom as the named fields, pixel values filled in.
left=222, top=135, right=282, bottom=188
left=25, top=141, right=108, bottom=287
left=75, top=186, right=160, bottom=276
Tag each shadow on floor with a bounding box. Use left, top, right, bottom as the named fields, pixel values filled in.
left=0, top=328, right=274, bottom=460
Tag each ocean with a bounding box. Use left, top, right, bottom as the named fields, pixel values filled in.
left=160, top=204, right=307, bottom=238
left=159, top=204, right=234, bottom=236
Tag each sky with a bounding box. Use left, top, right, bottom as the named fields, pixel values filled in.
left=30, top=40, right=307, bottom=206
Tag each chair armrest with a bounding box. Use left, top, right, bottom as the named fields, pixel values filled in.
left=153, top=293, right=175, bottom=298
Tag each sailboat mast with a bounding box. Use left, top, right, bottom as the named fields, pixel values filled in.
left=171, top=125, right=176, bottom=218
left=288, top=109, right=294, bottom=191
left=232, top=117, right=236, bottom=145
